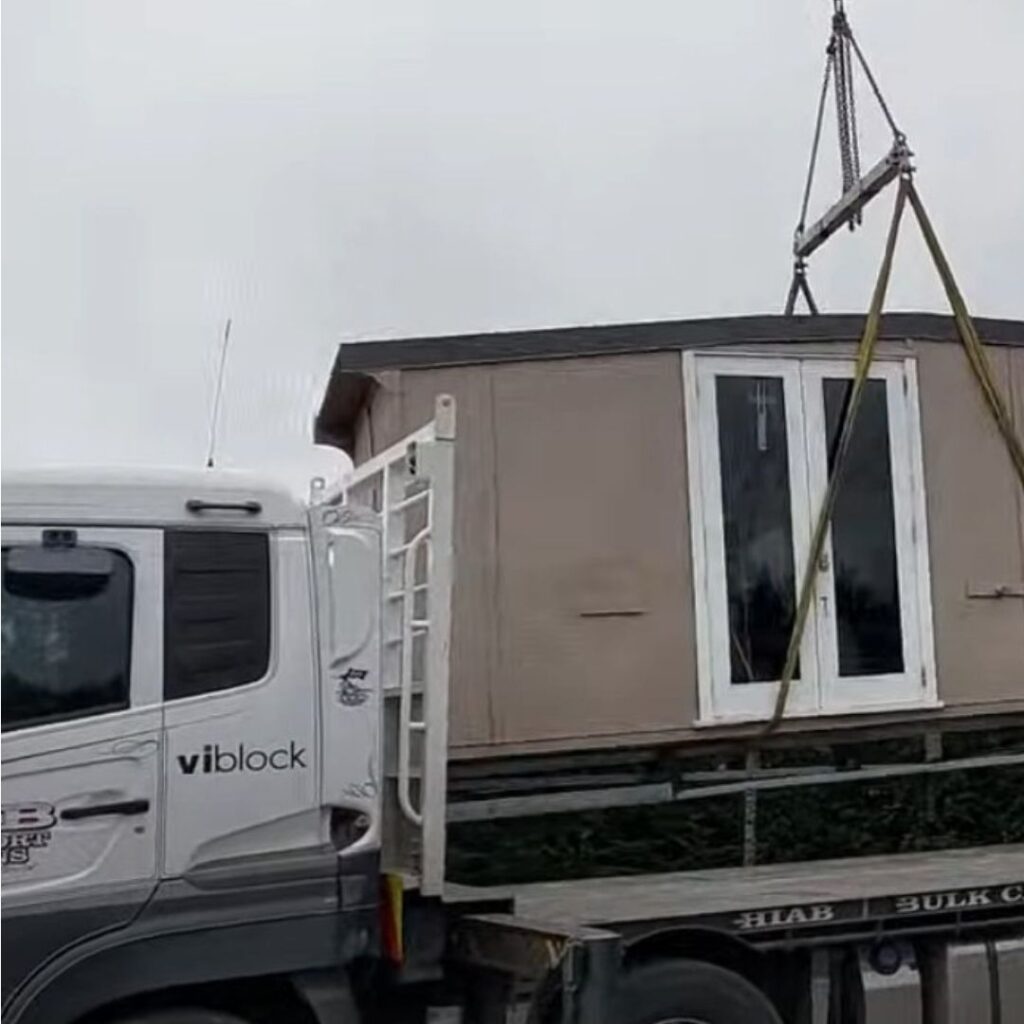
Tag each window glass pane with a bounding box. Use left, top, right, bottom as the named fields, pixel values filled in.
left=2, top=545, right=133, bottom=730
left=164, top=531, right=270, bottom=700
left=824, top=378, right=904, bottom=676
left=715, top=376, right=799, bottom=684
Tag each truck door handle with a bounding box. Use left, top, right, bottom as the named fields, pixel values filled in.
left=185, top=499, right=262, bottom=515
left=60, top=799, right=150, bottom=821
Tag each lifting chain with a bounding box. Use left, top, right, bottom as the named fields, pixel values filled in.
left=831, top=2, right=862, bottom=205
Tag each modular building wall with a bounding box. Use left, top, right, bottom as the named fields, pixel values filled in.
left=318, top=317, right=1024, bottom=758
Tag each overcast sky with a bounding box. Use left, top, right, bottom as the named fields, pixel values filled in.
left=3, top=1, right=1022, bottom=492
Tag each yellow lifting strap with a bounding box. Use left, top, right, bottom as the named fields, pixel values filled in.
left=766, top=176, right=1024, bottom=733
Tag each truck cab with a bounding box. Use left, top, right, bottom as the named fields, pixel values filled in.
left=1, top=396, right=456, bottom=1024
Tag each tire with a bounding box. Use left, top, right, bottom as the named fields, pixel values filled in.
left=111, top=1010, right=252, bottom=1024
left=611, top=958, right=782, bottom=1024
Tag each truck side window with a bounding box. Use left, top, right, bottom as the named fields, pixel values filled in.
left=1, top=545, right=133, bottom=731
left=163, top=530, right=271, bottom=700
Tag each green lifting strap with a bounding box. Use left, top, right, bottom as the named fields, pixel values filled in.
left=766, top=177, right=1024, bottom=734
left=906, top=181, right=1024, bottom=486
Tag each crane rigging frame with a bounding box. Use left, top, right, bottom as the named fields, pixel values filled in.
left=770, top=3, right=1024, bottom=730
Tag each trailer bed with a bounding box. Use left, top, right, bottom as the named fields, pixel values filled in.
left=448, top=845, right=1024, bottom=944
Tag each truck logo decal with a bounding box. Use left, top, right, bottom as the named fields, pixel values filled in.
left=726, top=882, right=1024, bottom=933
left=176, top=741, right=307, bottom=775
left=734, top=904, right=835, bottom=930
left=336, top=667, right=371, bottom=707
left=2, top=802, right=56, bottom=870
left=893, top=885, right=1024, bottom=914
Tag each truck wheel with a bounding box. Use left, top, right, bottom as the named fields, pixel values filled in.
left=613, top=958, right=782, bottom=1024
left=111, top=1011, right=252, bottom=1024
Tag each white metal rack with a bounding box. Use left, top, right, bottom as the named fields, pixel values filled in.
left=341, top=395, right=456, bottom=896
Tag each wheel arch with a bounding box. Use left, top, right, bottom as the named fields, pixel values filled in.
left=77, top=975, right=321, bottom=1024
left=4, top=909, right=370, bottom=1024
left=623, top=926, right=773, bottom=994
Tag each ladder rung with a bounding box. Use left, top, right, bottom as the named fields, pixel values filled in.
left=388, top=536, right=431, bottom=558
left=387, top=490, right=430, bottom=513
left=385, top=626, right=428, bottom=645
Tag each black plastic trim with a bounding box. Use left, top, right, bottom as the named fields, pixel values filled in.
left=60, top=799, right=150, bottom=821
left=185, top=499, right=263, bottom=515
left=329, top=312, right=1024, bottom=374
left=314, top=312, right=1024, bottom=451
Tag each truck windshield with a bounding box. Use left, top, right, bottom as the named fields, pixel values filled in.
left=1, top=545, right=134, bottom=730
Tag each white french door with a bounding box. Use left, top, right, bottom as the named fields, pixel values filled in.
left=688, top=356, right=820, bottom=721
left=801, top=359, right=929, bottom=713
left=684, top=352, right=936, bottom=724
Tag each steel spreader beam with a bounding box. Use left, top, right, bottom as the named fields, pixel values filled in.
left=794, top=142, right=911, bottom=260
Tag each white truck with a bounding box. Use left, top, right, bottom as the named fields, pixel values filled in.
left=2, top=396, right=1023, bottom=1024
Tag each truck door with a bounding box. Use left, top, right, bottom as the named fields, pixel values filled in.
left=160, top=527, right=319, bottom=879
left=1, top=527, right=163, bottom=1004
left=310, top=504, right=382, bottom=854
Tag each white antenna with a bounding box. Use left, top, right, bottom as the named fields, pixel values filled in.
left=205, top=317, right=233, bottom=468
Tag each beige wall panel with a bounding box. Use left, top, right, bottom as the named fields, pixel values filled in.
left=347, top=339, right=1024, bottom=757
left=400, top=367, right=500, bottom=748
left=1011, top=346, right=1024, bottom=657
left=917, top=343, right=1024, bottom=705
left=364, top=370, right=405, bottom=454
left=353, top=404, right=377, bottom=464
left=488, top=353, right=697, bottom=746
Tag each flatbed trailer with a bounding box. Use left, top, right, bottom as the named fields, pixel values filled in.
left=440, top=845, right=1024, bottom=1023
left=456, top=844, right=1024, bottom=943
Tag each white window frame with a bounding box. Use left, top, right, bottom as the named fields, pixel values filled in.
left=682, top=350, right=939, bottom=725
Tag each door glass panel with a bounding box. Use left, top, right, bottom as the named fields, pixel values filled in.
left=824, top=378, right=903, bottom=676
left=1, top=545, right=134, bottom=730
left=715, top=376, right=799, bottom=683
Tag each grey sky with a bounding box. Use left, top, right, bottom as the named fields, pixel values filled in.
left=3, top=1, right=1022, bottom=493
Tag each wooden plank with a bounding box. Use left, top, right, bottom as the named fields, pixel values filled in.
left=449, top=845, right=1024, bottom=927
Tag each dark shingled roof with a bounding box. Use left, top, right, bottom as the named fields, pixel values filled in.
left=315, top=312, right=1024, bottom=451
